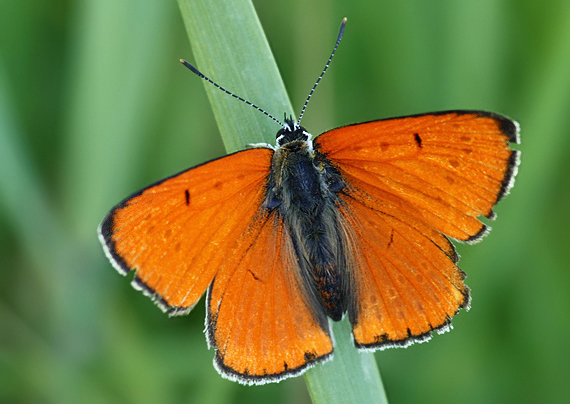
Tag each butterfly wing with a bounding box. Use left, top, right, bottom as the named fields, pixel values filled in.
left=206, top=208, right=333, bottom=384
left=315, top=110, right=520, bottom=347
left=99, top=147, right=333, bottom=382
left=99, top=148, right=274, bottom=314
left=317, top=111, right=520, bottom=242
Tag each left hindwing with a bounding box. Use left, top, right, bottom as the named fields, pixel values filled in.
left=206, top=208, right=333, bottom=385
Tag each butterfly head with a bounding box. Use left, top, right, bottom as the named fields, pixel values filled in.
left=276, top=116, right=312, bottom=147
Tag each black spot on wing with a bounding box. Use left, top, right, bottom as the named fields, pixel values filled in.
left=387, top=230, right=395, bottom=249
left=185, top=189, right=190, bottom=206
left=413, top=133, right=422, bottom=148
left=304, top=351, right=317, bottom=361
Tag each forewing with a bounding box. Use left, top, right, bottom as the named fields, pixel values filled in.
left=98, top=148, right=273, bottom=315
left=207, top=209, right=333, bottom=385
left=315, top=111, right=520, bottom=242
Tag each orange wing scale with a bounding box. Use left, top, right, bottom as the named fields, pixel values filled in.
left=100, top=148, right=273, bottom=313
left=316, top=111, right=519, bottom=347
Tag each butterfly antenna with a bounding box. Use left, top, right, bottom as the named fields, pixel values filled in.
left=180, top=59, right=286, bottom=129
left=297, top=17, right=347, bottom=126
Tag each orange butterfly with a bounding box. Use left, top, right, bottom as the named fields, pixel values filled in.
left=98, top=19, right=520, bottom=385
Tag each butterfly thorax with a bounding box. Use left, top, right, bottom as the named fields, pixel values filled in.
left=264, top=126, right=353, bottom=321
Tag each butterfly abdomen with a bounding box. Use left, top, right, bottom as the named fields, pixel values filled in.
left=265, top=139, right=353, bottom=321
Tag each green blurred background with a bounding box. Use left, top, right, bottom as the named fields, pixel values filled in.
left=2, top=0, right=570, bottom=403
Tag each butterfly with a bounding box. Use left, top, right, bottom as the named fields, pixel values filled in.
left=98, top=19, right=520, bottom=385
